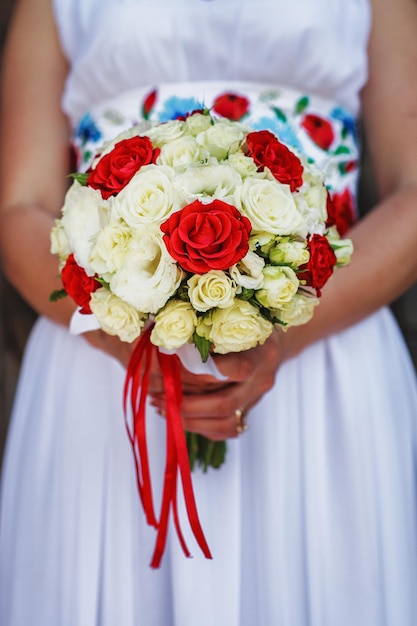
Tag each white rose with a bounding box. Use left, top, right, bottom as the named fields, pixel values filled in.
left=61, top=181, right=110, bottom=275
left=295, top=166, right=328, bottom=235
left=236, top=177, right=304, bottom=235
left=174, top=163, right=242, bottom=202
left=157, top=135, right=209, bottom=170
left=274, top=292, right=320, bottom=328
left=50, top=219, right=71, bottom=262
left=151, top=300, right=197, bottom=350
left=196, top=299, right=273, bottom=354
left=187, top=271, right=236, bottom=312
left=196, top=120, right=246, bottom=160
left=146, top=119, right=186, bottom=147
left=226, top=152, right=259, bottom=179
left=89, top=221, right=132, bottom=281
left=110, top=224, right=184, bottom=313
left=89, top=288, right=146, bottom=343
left=268, top=237, right=310, bottom=268
left=255, top=265, right=299, bottom=308
left=230, top=251, right=265, bottom=290
left=112, top=165, right=180, bottom=226
left=184, top=112, right=212, bottom=136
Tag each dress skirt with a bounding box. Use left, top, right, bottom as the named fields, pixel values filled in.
left=1, top=306, right=417, bottom=625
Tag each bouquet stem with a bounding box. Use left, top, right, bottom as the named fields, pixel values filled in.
left=186, top=432, right=227, bottom=472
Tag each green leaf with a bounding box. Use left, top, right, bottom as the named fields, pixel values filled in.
left=49, top=288, right=67, bottom=303
left=239, top=288, right=255, bottom=301
left=68, top=172, right=89, bottom=186
left=334, top=145, right=350, bottom=155
left=295, top=96, right=309, bottom=114
left=193, top=333, right=212, bottom=363
left=271, top=106, right=287, bottom=123
left=95, top=277, right=110, bottom=290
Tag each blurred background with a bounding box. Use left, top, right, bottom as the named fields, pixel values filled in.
left=1, top=0, right=417, bottom=465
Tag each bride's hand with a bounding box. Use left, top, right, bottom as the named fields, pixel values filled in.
left=150, top=328, right=286, bottom=440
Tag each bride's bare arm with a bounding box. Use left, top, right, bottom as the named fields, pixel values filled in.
left=0, top=0, right=73, bottom=323
left=0, top=0, right=137, bottom=363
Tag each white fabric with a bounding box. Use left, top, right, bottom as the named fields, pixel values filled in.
left=2, top=1, right=417, bottom=625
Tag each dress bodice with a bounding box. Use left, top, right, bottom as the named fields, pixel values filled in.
left=52, top=0, right=371, bottom=127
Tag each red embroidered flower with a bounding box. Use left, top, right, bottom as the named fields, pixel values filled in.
left=299, top=234, right=337, bottom=295
left=161, top=199, right=251, bottom=274
left=326, top=188, right=356, bottom=236
left=245, top=130, right=304, bottom=192
left=142, top=89, right=158, bottom=119
left=87, top=135, right=160, bottom=199
left=301, top=114, right=335, bottom=151
left=61, top=254, right=101, bottom=314
left=212, top=92, right=250, bottom=121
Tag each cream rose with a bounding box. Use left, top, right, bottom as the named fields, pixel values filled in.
left=146, top=119, right=186, bottom=147
left=110, top=224, right=184, bottom=313
left=235, top=177, right=304, bottom=235
left=274, top=292, right=320, bottom=327
left=50, top=219, right=71, bottom=262
left=187, top=271, right=236, bottom=312
left=184, top=112, right=212, bottom=136
left=295, top=165, right=328, bottom=235
left=112, top=164, right=180, bottom=226
left=226, top=152, right=260, bottom=179
left=196, top=299, right=273, bottom=354
left=151, top=300, right=197, bottom=350
left=61, top=181, right=110, bottom=275
left=230, top=251, right=265, bottom=290
left=268, top=237, right=310, bottom=268
left=157, top=135, right=209, bottom=170
left=89, top=288, right=146, bottom=343
left=89, top=221, right=132, bottom=281
left=255, top=265, right=299, bottom=308
left=174, top=163, right=242, bottom=202
left=196, top=119, right=246, bottom=160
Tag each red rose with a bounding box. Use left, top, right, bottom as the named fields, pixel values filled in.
left=61, top=254, right=101, bottom=314
left=212, top=92, right=250, bottom=121
left=299, top=234, right=337, bottom=295
left=245, top=130, right=304, bottom=192
left=326, top=188, right=356, bottom=236
left=160, top=199, right=251, bottom=274
left=301, top=114, right=334, bottom=151
left=87, top=135, right=159, bottom=199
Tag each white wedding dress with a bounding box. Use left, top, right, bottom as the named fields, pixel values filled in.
left=2, top=1, right=417, bottom=625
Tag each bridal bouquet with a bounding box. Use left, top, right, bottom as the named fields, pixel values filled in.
left=50, top=109, right=352, bottom=566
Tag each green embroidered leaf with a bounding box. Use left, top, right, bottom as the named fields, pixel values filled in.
left=334, top=145, right=350, bottom=155
left=68, top=172, right=89, bottom=186
left=295, top=96, right=309, bottom=114
left=49, top=288, right=67, bottom=303
left=271, top=106, right=287, bottom=123
left=193, top=333, right=212, bottom=363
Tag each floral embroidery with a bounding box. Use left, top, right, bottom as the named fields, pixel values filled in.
left=72, top=83, right=361, bottom=231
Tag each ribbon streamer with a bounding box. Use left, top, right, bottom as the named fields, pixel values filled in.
left=123, top=329, right=212, bottom=568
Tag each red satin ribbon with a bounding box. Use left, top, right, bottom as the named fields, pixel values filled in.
left=123, top=329, right=212, bottom=568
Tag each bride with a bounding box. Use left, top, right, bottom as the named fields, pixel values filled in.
left=1, top=0, right=417, bottom=624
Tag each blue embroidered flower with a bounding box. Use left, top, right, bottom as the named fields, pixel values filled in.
left=158, top=96, right=205, bottom=122
left=330, top=107, right=358, bottom=144
left=75, top=113, right=102, bottom=146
